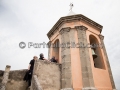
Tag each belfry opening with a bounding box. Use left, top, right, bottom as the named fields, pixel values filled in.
left=89, top=35, right=105, bottom=69
left=52, top=39, right=60, bottom=63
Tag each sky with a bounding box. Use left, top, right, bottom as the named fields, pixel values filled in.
left=0, top=0, right=120, bottom=89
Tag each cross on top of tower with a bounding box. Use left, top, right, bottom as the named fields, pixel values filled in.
left=69, top=3, right=73, bottom=11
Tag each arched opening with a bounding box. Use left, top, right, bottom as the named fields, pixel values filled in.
left=52, top=39, right=59, bottom=63
left=89, top=35, right=105, bottom=69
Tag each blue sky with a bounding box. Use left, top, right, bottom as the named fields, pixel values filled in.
left=0, top=0, right=120, bottom=89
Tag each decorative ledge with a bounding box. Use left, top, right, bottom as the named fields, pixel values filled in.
left=47, top=14, right=103, bottom=39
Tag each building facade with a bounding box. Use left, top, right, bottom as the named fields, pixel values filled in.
left=47, top=13, right=116, bottom=90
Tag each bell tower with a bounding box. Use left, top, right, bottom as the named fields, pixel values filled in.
left=47, top=10, right=116, bottom=90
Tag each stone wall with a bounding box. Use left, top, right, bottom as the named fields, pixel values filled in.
left=5, top=69, right=28, bottom=90
left=31, top=75, right=42, bottom=90
left=32, top=60, right=61, bottom=90
left=0, top=70, right=4, bottom=89
left=0, top=61, right=61, bottom=90
left=0, top=70, right=4, bottom=83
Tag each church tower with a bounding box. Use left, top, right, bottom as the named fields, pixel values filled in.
left=47, top=5, right=116, bottom=90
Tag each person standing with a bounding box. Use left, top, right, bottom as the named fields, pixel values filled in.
left=28, top=56, right=38, bottom=87
left=39, top=53, right=48, bottom=60
left=50, top=56, right=57, bottom=63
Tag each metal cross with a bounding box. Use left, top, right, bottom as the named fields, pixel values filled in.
left=69, top=3, right=73, bottom=11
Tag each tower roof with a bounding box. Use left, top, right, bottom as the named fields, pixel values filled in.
left=47, top=14, right=103, bottom=39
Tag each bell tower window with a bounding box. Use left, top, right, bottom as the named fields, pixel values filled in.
left=89, top=35, right=105, bottom=69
